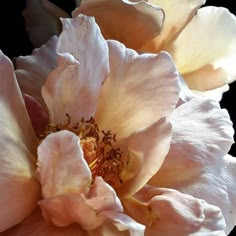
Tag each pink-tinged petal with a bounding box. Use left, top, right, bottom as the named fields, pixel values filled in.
left=15, top=36, right=57, bottom=107
left=43, top=15, right=109, bottom=123
left=166, top=7, right=236, bottom=90
left=4, top=208, right=87, bottom=236
left=149, top=98, right=235, bottom=233
left=0, top=51, right=40, bottom=231
left=124, top=186, right=226, bottom=235
left=39, top=177, right=125, bottom=230
left=37, top=130, right=92, bottom=198
left=23, top=94, right=49, bottom=136
left=73, top=0, right=164, bottom=50
left=23, top=0, right=69, bottom=47
left=117, top=117, right=172, bottom=197
left=141, top=0, right=206, bottom=51
left=95, top=40, right=179, bottom=139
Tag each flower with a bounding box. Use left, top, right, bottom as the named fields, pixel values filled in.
left=0, top=14, right=180, bottom=235
left=72, top=0, right=236, bottom=100
left=6, top=13, right=235, bottom=235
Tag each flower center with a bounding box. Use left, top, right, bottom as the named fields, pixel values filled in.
left=39, top=114, right=124, bottom=187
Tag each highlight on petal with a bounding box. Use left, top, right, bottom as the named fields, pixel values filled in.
left=43, top=15, right=109, bottom=123
left=124, top=186, right=226, bottom=235
left=15, top=35, right=58, bottom=107
left=23, top=0, right=69, bottom=47
left=95, top=40, right=180, bottom=139
left=73, top=0, right=164, bottom=50
left=37, top=130, right=92, bottom=198
left=166, top=7, right=236, bottom=90
left=117, top=117, right=172, bottom=197
left=140, top=0, right=206, bottom=51
left=149, top=97, right=235, bottom=234
left=0, top=51, right=40, bottom=231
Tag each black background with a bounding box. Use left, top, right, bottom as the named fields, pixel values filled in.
left=0, top=0, right=235, bottom=235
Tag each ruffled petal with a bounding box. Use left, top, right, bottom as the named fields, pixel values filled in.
left=15, top=36, right=57, bottom=107
left=117, top=117, right=172, bottom=197
left=0, top=51, right=40, bottom=231
left=123, top=186, right=226, bottom=235
left=23, top=0, right=69, bottom=47
left=149, top=97, right=235, bottom=234
left=73, top=0, right=164, bottom=50
left=4, top=208, right=87, bottom=236
left=166, top=7, right=236, bottom=90
left=95, top=40, right=179, bottom=139
left=42, top=15, right=109, bottom=123
left=37, top=130, right=92, bottom=198
left=141, top=0, right=206, bottom=51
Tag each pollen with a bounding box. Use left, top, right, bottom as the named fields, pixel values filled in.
left=39, top=114, right=124, bottom=187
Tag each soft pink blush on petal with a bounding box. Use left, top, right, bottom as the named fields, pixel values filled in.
left=95, top=40, right=180, bottom=139
left=166, top=7, right=236, bottom=90
left=73, top=0, right=164, bottom=50
left=0, top=51, right=40, bottom=231
left=23, top=0, right=68, bottom=47
left=141, top=0, right=205, bottom=51
left=117, top=117, right=172, bottom=197
left=43, top=16, right=109, bottom=123
left=4, top=208, right=87, bottom=236
left=15, top=35, right=57, bottom=107
left=124, top=186, right=226, bottom=236
left=149, top=98, right=235, bottom=234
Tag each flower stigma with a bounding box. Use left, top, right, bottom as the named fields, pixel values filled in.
left=38, top=114, right=124, bottom=187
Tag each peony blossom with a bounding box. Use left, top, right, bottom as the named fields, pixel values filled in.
left=1, top=14, right=236, bottom=236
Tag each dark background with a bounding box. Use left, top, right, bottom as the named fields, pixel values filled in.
left=0, top=0, right=235, bottom=235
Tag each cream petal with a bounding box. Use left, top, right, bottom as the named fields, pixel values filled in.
left=15, top=36, right=57, bottom=107
left=167, top=7, right=236, bottom=90
left=4, top=208, right=87, bottom=236
left=0, top=51, right=40, bottom=231
left=124, top=186, right=226, bottom=235
left=149, top=98, right=235, bottom=233
left=42, top=15, right=109, bottom=123
left=95, top=40, right=179, bottom=139
left=73, top=0, right=164, bottom=50
left=117, top=117, right=172, bottom=197
left=37, top=130, right=92, bottom=198
left=23, top=0, right=69, bottom=47
left=141, top=0, right=206, bottom=51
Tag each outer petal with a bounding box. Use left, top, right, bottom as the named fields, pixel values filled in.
left=15, top=36, right=57, bottom=106
left=4, top=208, right=87, bottom=236
left=37, top=130, right=92, bottom=198
left=73, top=0, right=164, bottom=50
left=23, top=0, right=69, bottom=47
left=141, top=0, right=205, bottom=51
left=42, top=15, right=109, bottom=123
left=0, top=51, right=40, bottom=231
left=123, top=186, right=226, bottom=236
left=95, top=40, right=179, bottom=139
left=149, top=98, right=235, bottom=234
left=166, top=7, right=236, bottom=90
left=117, top=117, right=172, bottom=197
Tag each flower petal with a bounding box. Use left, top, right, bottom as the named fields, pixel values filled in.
left=15, top=35, right=57, bottom=107
left=42, top=15, right=109, bottom=123
left=141, top=0, right=206, bottom=51
left=124, top=186, right=226, bottom=235
left=23, top=0, right=69, bottom=47
left=0, top=51, right=40, bottom=231
left=73, top=0, right=164, bottom=50
left=117, top=117, right=172, bottom=197
left=4, top=208, right=87, bottom=236
left=95, top=40, right=179, bottom=139
left=149, top=98, right=235, bottom=234
left=37, top=130, right=92, bottom=198
left=166, top=7, right=236, bottom=90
